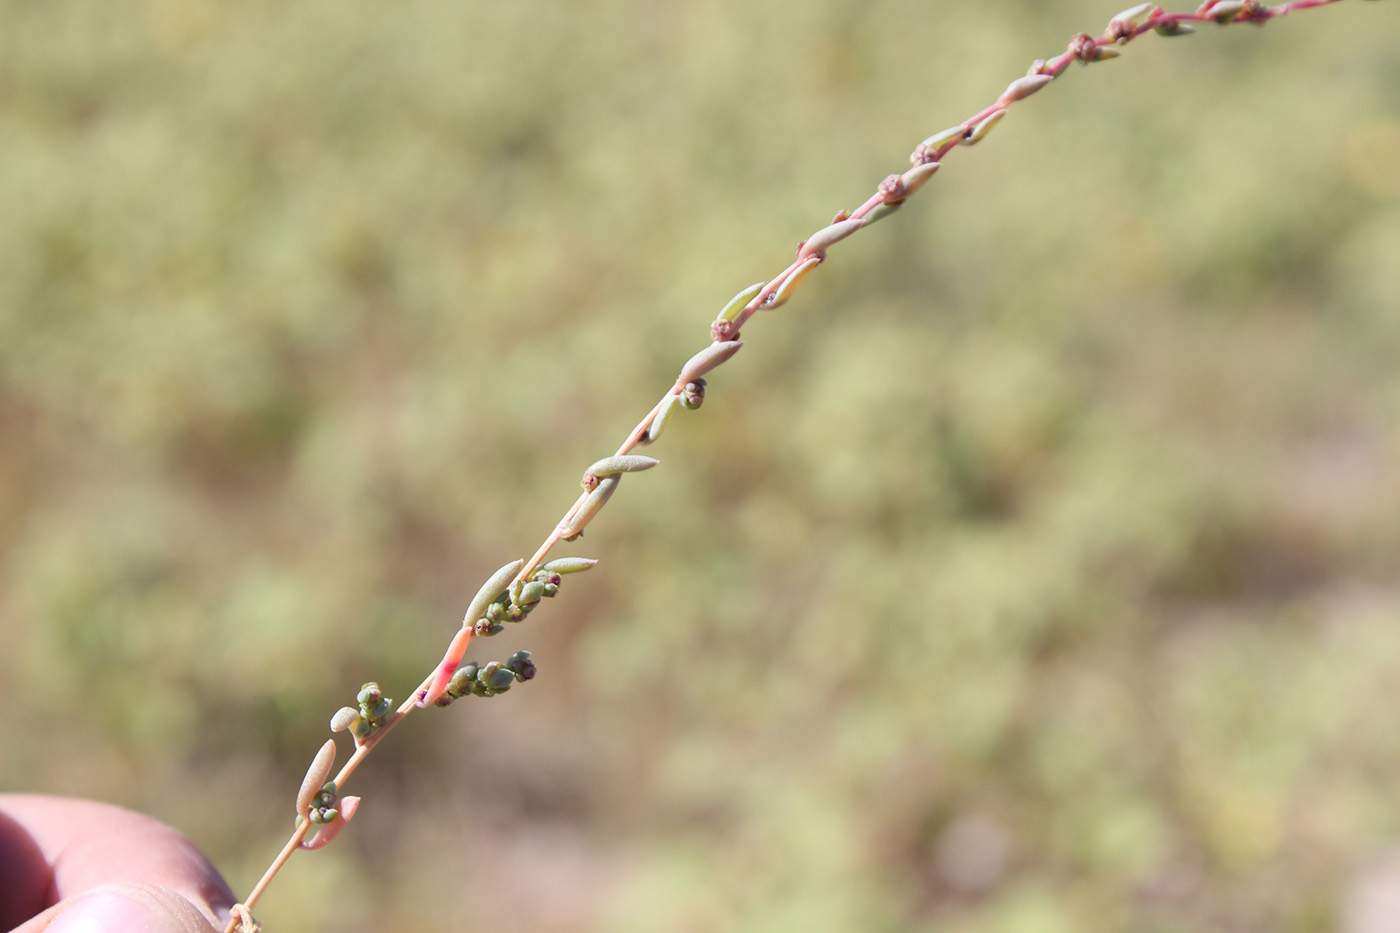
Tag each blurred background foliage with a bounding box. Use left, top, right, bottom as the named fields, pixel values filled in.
left=2, top=1, right=1398, bottom=930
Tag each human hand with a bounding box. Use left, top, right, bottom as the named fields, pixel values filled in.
left=0, top=795, right=235, bottom=932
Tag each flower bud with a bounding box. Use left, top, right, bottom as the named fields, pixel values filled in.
left=451, top=665, right=483, bottom=695
left=301, top=796, right=359, bottom=851
left=314, top=784, right=337, bottom=809
left=912, top=125, right=968, bottom=163
left=506, top=650, right=536, bottom=681
left=680, top=379, right=707, bottom=411
left=517, top=580, right=546, bottom=607
left=878, top=173, right=907, bottom=204
left=1107, top=2, right=1155, bottom=39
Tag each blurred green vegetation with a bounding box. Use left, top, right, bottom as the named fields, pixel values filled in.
left=2, top=1, right=1399, bottom=930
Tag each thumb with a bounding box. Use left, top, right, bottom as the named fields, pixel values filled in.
left=36, top=883, right=221, bottom=933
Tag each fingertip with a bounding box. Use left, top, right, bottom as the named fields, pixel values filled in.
left=41, top=883, right=218, bottom=933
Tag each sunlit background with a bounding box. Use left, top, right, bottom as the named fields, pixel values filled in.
left=2, top=1, right=1399, bottom=930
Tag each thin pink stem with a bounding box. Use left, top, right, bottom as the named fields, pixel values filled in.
left=228, top=0, right=1367, bottom=925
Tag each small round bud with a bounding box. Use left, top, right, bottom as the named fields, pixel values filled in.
left=357, top=683, right=383, bottom=707
left=506, top=605, right=526, bottom=623
left=362, top=696, right=392, bottom=722
left=447, top=667, right=475, bottom=698
left=486, top=602, right=506, bottom=623
left=517, top=581, right=546, bottom=607
left=488, top=668, right=515, bottom=692
left=911, top=125, right=968, bottom=164
left=710, top=319, right=740, bottom=343
left=879, top=173, right=907, bottom=204
left=680, top=379, right=707, bottom=411
left=542, top=582, right=560, bottom=598
left=1070, top=32, right=1098, bottom=64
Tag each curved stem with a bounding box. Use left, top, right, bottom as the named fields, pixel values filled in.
left=227, top=0, right=1357, bottom=925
